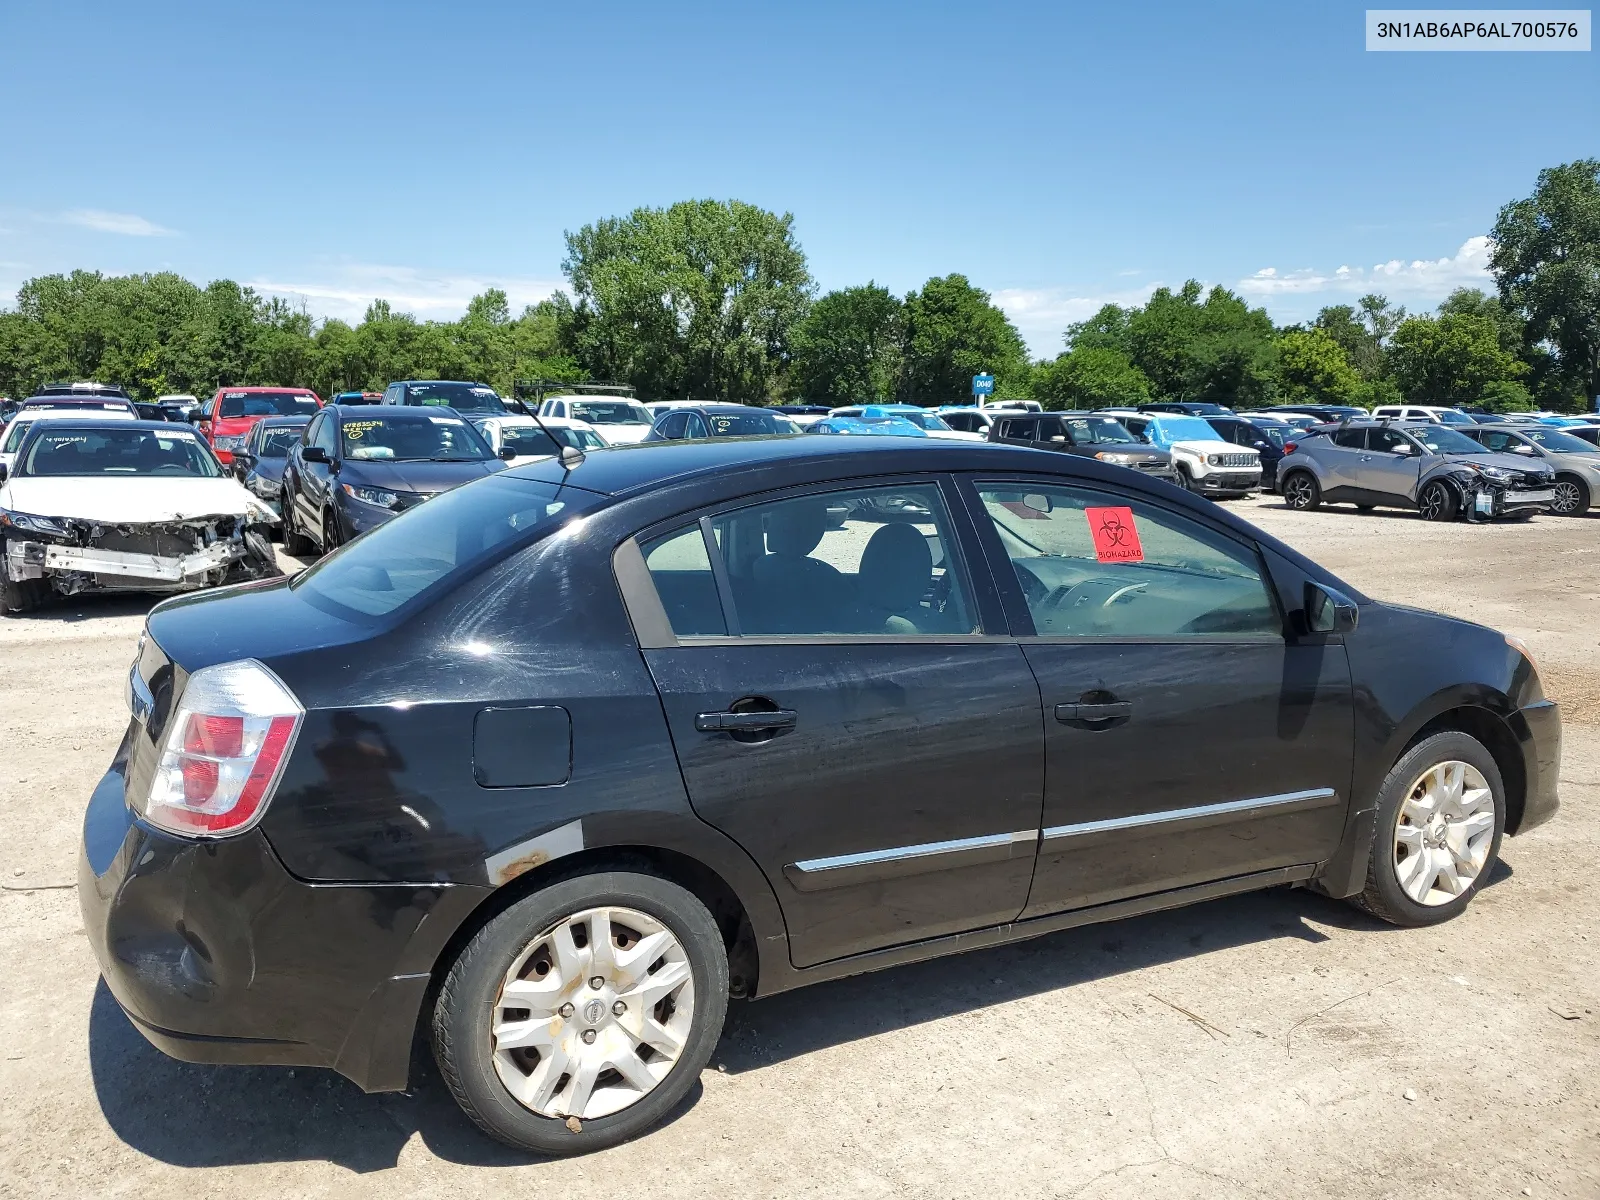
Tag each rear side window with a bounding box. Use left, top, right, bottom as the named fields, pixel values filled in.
left=1331, top=430, right=1365, bottom=449
left=641, top=525, right=726, bottom=636
left=291, top=477, right=600, bottom=621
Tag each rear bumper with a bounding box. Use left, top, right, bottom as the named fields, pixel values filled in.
left=1511, top=698, right=1561, bottom=834
left=77, top=747, right=488, bottom=1091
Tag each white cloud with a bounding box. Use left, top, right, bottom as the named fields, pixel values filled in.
left=246, top=263, right=564, bottom=324
left=60, top=209, right=176, bottom=237
left=993, top=283, right=1164, bottom=358
left=1236, top=235, right=1493, bottom=301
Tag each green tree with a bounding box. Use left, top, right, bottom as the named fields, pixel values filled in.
left=790, top=284, right=904, bottom=404
left=1491, top=159, right=1600, bottom=410
left=1276, top=328, right=1361, bottom=404
left=1031, top=345, right=1151, bottom=410
left=1120, top=281, right=1279, bottom=405
left=560, top=198, right=813, bottom=403
left=1387, top=312, right=1530, bottom=409
left=898, top=274, right=1030, bottom=404
left=1312, top=293, right=1404, bottom=381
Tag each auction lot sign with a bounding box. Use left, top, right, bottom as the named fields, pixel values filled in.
left=1366, top=9, right=1591, bottom=49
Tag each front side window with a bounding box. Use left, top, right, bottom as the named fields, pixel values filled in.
left=256, top=426, right=306, bottom=457
left=976, top=481, right=1279, bottom=638
left=642, top=483, right=977, bottom=638
left=1331, top=430, right=1366, bottom=449
left=1368, top=428, right=1412, bottom=454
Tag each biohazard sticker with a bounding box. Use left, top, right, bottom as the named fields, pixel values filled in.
left=1085, top=506, right=1144, bottom=563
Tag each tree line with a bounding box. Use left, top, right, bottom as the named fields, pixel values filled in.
left=2, top=162, right=1595, bottom=413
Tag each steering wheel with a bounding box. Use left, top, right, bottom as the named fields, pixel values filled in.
left=1042, top=579, right=1148, bottom=613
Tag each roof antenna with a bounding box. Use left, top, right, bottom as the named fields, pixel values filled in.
left=526, top=408, right=585, bottom=470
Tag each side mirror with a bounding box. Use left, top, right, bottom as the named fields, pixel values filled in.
left=302, top=446, right=329, bottom=464
left=499, top=445, right=518, bottom=460
left=1513, top=444, right=1537, bottom=456
left=1253, top=440, right=1270, bottom=450
left=1305, top=582, right=1358, bottom=635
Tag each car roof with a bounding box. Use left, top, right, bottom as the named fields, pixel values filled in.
left=16, top=418, right=190, bottom=434
left=216, top=386, right=316, bottom=393
left=328, top=403, right=461, bottom=418
left=10, top=406, right=136, bottom=421
left=255, top=414, right=313, bottom=427
left=684, top=404, right=771, bottom=414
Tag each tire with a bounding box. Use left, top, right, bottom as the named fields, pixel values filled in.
left=1356, top=504, right=1376, bottom=512
left=280, top=490, right=315, bottom=556
left=1281, top=471, right=1321, bottom=511
left=1551, top=474, right=1590, bottom=516
left=432, top=871, right=729, bottom=1156
left=1418, top=480, right=1458, bottom=522
left=321, top=508, right=343, bottom=555
left=1347, top=730, right=1505, bottom=927
left=1, top=574, right=45, bottom=615
left=1175, top=465, right=1201, bottom=493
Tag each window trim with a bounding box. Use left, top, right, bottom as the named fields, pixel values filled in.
left=615, top=474, right=1002, bottom=648
left=955, top=473, right=1287, bottom=643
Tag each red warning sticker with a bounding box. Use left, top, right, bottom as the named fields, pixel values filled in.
left=1085, top=506, right=1144, bottom=563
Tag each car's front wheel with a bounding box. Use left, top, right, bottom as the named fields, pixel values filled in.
left=1348, top=730, right=1505, bottom=927
left=1418, top=480, right=1458, bottom=522
left=280, top=489, right=316, bottom=557
left=432, top=871, right=729, bottom=1155
left=1281, top=471, right=1321, bottom=510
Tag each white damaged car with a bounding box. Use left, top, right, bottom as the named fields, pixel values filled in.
left=0, top=419, right=280, bottom=613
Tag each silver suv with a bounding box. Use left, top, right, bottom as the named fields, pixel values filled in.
left=1277, top=420, right=1557, bottom=521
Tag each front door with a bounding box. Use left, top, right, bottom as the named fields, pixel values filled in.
left=963, top=477, right=1354, bottom=916
left=633, top=479, right=1044, bottom=968
left=1355, top=428, right=1425, bottom=502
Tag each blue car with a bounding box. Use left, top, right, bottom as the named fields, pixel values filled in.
left=810, top=414, right=928, bottom=437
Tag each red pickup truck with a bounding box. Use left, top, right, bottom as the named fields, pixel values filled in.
left=197, top=387, right=322, bottom=464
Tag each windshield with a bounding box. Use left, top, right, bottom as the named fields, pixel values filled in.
left=1245, top=422, right=1291, bottom=447
left=1408, top=426, right=1488, bottom=454
left=256, top=426, right=306, bottom=457
left=291, top=476, right=602, bottom=621
left=500, top=424, right=606, bottom=457
left=341, top=414, right=494, bottom=462
left=406, top=382, right=507, bottom=414
left=874, top=410, right=952, bottom=432
left=1523, top=427, right=1600, bottom=453
left=1435, top=410, right=1475, bottom=426
left=1063, top=416, right=1138, bottom=445
left=568, top=400, right=651, bottom=426
left=705, top=411, right=797, bottom=436
left=218, top=391, right=318, bottom=418
left=18, top=426, right=220, bottom=477
left=1150, top=416, right=1222, bottom=444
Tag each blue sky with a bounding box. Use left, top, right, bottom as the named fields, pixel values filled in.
left=1, top=0, right=1594, bottom=356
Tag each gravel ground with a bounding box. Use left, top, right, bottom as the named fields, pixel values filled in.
left=0, top=497, right=1596, bottom=1199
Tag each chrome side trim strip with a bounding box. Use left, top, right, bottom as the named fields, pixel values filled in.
left=785, top=829, right=1037, bottom=892
left=793, top=829, right=1037, bottom=874
left=1042, top=787, right=1338, bottom=842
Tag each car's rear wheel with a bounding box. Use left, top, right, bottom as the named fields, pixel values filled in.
left=1356, top=503, right=1376, bottom=512
left=1551, top=475, right=1590, bottom=516
left=1418, top=480, right=1457, bottom=522
left=280, top=492, right=315, bottom=556
left=1348, top=731, right=1505, bottom=927
left=432, top=871, right=729, bottom=1155
left=1281, top=471, right=1321, bottom=510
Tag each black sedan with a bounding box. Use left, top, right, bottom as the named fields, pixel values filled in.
left=81, top=435, right=1560, bottom=1155
left=644, top=404, right=799, bottom=440
left=279, top=404, right=511, bottom=555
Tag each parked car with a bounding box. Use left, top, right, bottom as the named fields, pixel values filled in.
left=808, top=413, right=928, bottom=437
left=1459, top=424, right=1600, bottom=516
left=1, top=405, right=137, bottom=474
left=81, top=433, right=1560, bottom=1155
left=157, top=393, right=201, bottom=422
left=1257, top=404, right=1368, bottom=423
left=226, top=414, right=314, bottom=529
left=645, top=405, right=799, bottom=441
left=769, top=404, right=832, bottom=427
left=828, top=404, right=982, bottom=441
left=538, top=395, right=656, bottom=444
left=1138, top=401, right=1233, bottom=416
left=985, top=410, right=1177, bottom=482
left=19, top=394, right=139, bottom=419
left=382, top=380, right=514, bottom=417
left=1111, top=412, right=1261, bottom=497
left=331, top=391, right=384, bottom=405
left=475, top=414, right=608, bottom=465
left=934, top=405, right=1000, bottom=436
left=197, top=387, right=322, bottom=465
left=1205, top=413, right=1295, bottom=490
left=1563, top=425, right=1600, bottom=448
left=1371, top=404, right=1477, bottom=427
left=0, top=420, right=279, bottom=612
left=1277, top=420, right=1557, bottom=520
left=279, top=405, right=511, bottom=556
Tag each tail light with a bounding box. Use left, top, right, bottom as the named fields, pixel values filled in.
left=143, top=660, right=303, bottom=837
left=1283, top=441, right=1298, bottom=454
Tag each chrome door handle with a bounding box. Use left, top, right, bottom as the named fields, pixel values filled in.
left=1055, top=701, right=1132, bottom=723
left=695, top=709, right=798, bottom=733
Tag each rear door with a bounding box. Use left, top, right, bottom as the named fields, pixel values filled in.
left=1314, top=429, right=1367, bottom=494
left=626, top=477, right=1044, bottom=968
left=962, top=476, right=1353, bottom=916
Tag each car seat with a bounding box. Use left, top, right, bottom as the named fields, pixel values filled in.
left=746, top=501, right=851, bottom=633
left=856, top=523, right=933, bottom=633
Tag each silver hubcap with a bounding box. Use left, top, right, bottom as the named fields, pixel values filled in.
left=1393, top=760, right=1495, bottom=906
left=491, top=906, right=695, bottom=1121
left=1420, top=486, right=1444, bottom=519
left=1287, top=477, right=1312, bottom=507
left=1553, top=481, right=1581, bottom=513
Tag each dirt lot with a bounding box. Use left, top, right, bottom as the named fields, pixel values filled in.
left=0, top=498, right=1596, bottom=1199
